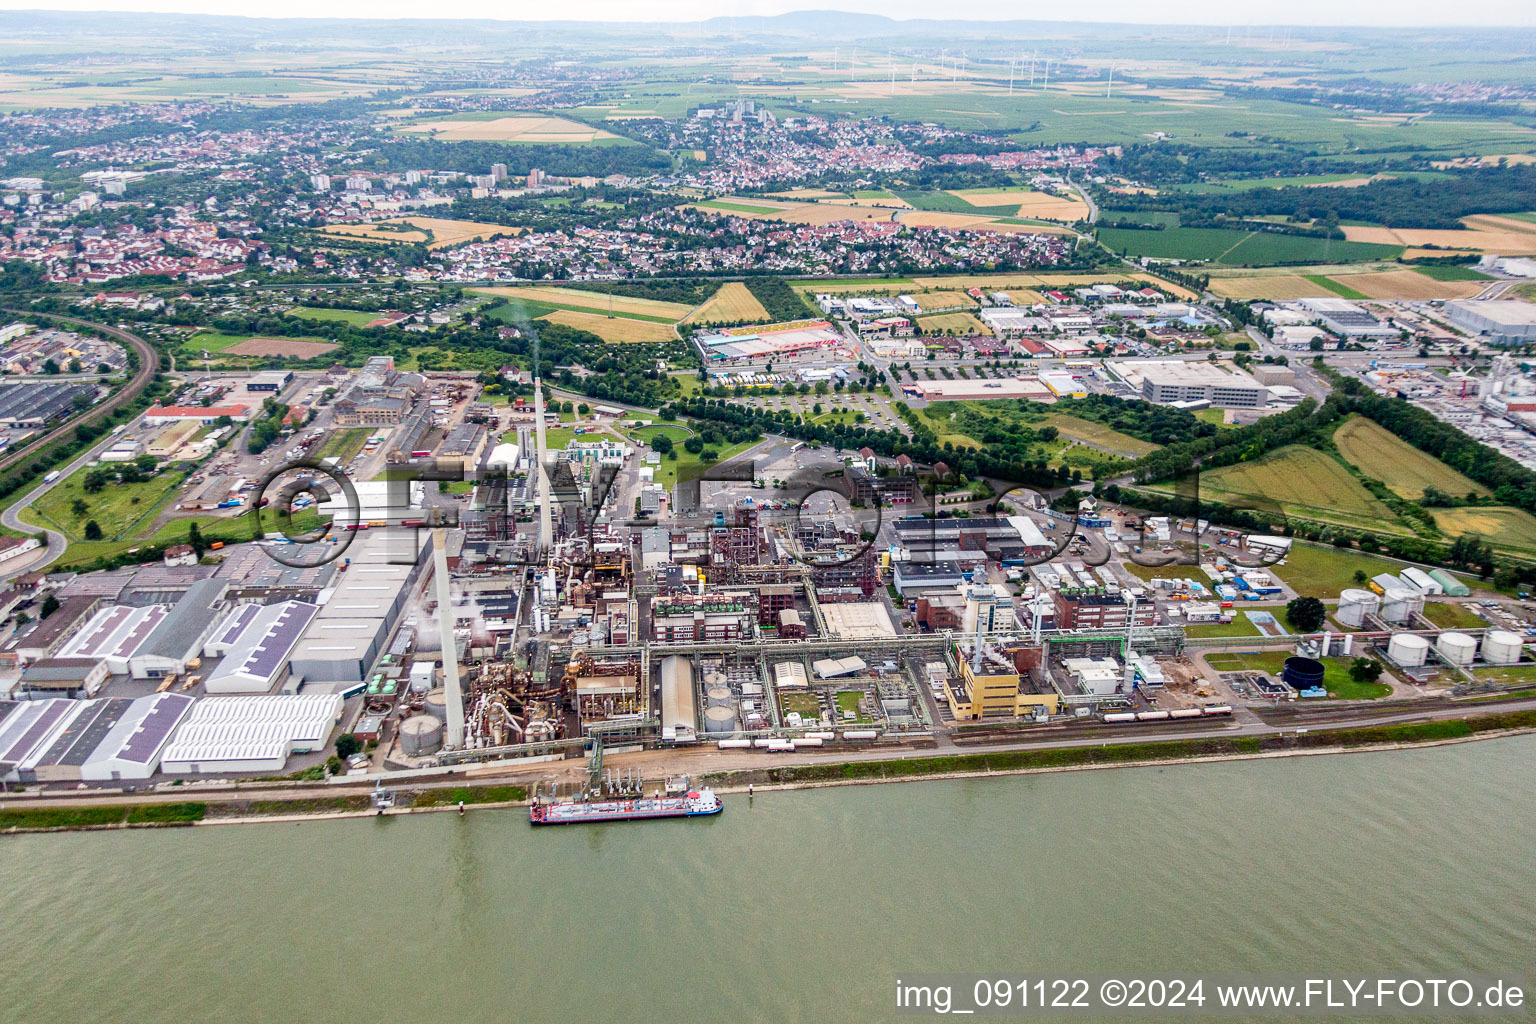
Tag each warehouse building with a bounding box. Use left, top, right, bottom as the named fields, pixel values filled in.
left=14, top=657, right=110, bottom=699
left=288, top=531, right=426, bottom=685
left=18, top=692, right=194, bottom=782
left=128, top=578, right=229, bottom=679
left=893, top=515, right=1052, bottom=564
left=1443, top=300, right=1536, bottom=347
left=158, top=693, right=344, bottom=774
left=12, top=595, right=101, bottom=664
left=659, top=655, right=697, bottom=743
left=203, top=601, right=318, bottom=694
left=1114, top=359, right=1268, bottom=408
left=56, top=604, right=168, bottom=675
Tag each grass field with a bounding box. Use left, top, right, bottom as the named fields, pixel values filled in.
left=1160, top=445, right=1397, bottom=533
left=1204, top=651, right=1391, bottom=699
left=315, top=427, right=371, bottom=462
left=1420, top=601, right=1489, bottom=630
left=1431, top=506, right=1536, bottom=558
left=629, top=424, right=691, bottom=446
left=660, top=438, right=759, bottom=490
left=1097, top=226, right=1404, bottom=265
left=1042, top=413, right=1159, bottom=457
left=286, top=307, right=382, bottom=327
left=1269, top=542, right=1407, bottom=598
left=1333, top=417, right=1489, bottom=500
left=30, top=466, right=188, bottom=542
left=1185, top=612, right=1263, bottom=639
left=694, top=197, right=892, bottom=225
left=1302, top=274, right=1368, bottom=300
left=835, top=690, right=874, bottom=722
left=912, top=290, right=978, bottom=312
left=680, top=282, right=770, bottom=325
left=779, top=691, right=821, bottom=720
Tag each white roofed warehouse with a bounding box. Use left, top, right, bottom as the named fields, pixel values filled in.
left=158, top=693, right=344, bottom=774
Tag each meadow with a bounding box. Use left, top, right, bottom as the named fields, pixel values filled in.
left=1170, top=445, right=1400, bottom=533
left=1096, top=225, right=1404, bottom=265
left=1431, top=506, right=1536, bottom=558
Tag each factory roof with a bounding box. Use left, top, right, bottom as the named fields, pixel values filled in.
left=819, top=602, right=896, bottom=640
left=659, top=655, right=696, bottom=734
left=56, top=604, right=167, bottom=662
left=159, top=693, right=343, bottom=768
left=84, top=693, right=195, bottom=771
left=1446, top=299, right=1536, bottom=327
left=204, top=601, right=318, bottom=692
left=136, top=578, right=227, bottom=660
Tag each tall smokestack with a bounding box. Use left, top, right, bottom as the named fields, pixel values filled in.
left=432, top=525, right=464, bottom=748
left=533, top=376, right=554, bottom=556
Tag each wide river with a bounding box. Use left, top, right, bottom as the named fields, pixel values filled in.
left=3, top=738, right=1534, bottom=1023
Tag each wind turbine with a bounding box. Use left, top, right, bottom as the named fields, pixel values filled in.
left=1042, top=58, right=1050, bottom=91
left=1106, top=65, right=1115, bottom=99
left=1030, top=51, right=1037, bottom=87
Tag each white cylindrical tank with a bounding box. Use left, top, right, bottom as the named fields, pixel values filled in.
left=703, top=705, right=736, bottom=734
left=1337, top=588, right=1379, bottom=629
left=1436, top=631, right=1478, bottom=665
left=1388, top=633, right=1430, bottom=667
left=705, top=685, right=732, bottom=708
left=1380, top=587, right=1419, bottom=625
left=399, top=714, right=443, bottom=756
left=1483, top=630, right=1524, bottom=666
left=424, top=688, right=448, bottom=722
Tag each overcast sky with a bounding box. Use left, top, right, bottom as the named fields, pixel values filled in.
left=5, top=0, right=1535, bottom=27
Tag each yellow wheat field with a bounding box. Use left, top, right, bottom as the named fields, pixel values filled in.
left=681, top=282, right=770, bottom=325
left=320, top=217, right=520, bottom=249
left=538, top=310, right=677, bottom=343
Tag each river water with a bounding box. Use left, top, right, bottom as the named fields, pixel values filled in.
left=2, top=738, right=1534, bottom=1024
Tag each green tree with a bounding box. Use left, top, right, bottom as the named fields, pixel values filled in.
left=40, top=594, right=60, bottom=619
left=1285, top=596, right=1326, bottom=632
left=188, top=521, right=205, bottom=557
left=335, top=734, right=362, bottom=759
left=650, top=433, right=673, bottom=456
left=84, top=519, right=103, bottom=541
left=1348, top=657, right=1384, bottom=682
left=1352, top=569, right=1368, bottom=584
left=70, top=498, right=89, bottom=518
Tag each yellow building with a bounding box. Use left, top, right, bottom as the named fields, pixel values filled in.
left=944, top=657, right=1060, bottom=721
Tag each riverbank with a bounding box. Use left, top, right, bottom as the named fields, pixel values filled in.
left=6, top=708, right=1535, bottom=835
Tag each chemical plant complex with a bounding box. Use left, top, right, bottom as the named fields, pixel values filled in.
left=4, top=350, right=1535, bottom=801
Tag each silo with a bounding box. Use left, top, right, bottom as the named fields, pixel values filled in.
left=1380, top=587, right=1420, bottom=625
left=1337, top=589, right=1379, bottom=629
left=399, top=714, right=444, bottom=756
left=425, top=688, right=448, bottom=722
left=1436, top=632, right=1478, bottom=666
left=1282, top=656, right=1325, bottom=692
left=1388, top=633, right=1429, bottom=667
left=1483, top=630, right=1524, bottom=666
left=703, top=705, right=736, bottom=734
left=705, top=685, right=732, bottom=708
left=704, top=671, right=728, bottom=689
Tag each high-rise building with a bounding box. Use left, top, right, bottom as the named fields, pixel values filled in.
left=310, top=174, right=331, bottom=191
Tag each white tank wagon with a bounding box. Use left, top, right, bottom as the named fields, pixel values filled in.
left=1482, top=630, right=1525, bottom=666
left=1336, top=589, right=1380, bottom=629
left=1387, top=633, right=1430, bottom=668
left=1435, top=632, right=1478, bottom=666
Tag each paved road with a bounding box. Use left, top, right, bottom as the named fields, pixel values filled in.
left=0, top=429, right=127, bottom=581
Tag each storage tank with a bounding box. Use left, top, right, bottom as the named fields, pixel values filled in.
left=1436, top=632, right=1478, bottom=666
left=705, top=686, right=732, bottom=708
left=1388, top=633, right=1430, bottom=667
left=704, top=671, right=727, bottom=688
left=703, top=705, right=736, bottom=734
left=424, top=688, right=448, bottom=722
left=1483, top=630, right=1524, bottom=666
left=399, top=714, right=443, bottom=756
left=1379, top=587, right=1420, bottom=625
left=1282, top=656, right=1326, bottom=692
left=1336, top=588, right=1379, bottom=629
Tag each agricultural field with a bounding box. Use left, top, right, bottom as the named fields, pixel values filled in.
left=225, top=338, right=339, bottom=359
left=538, top=309, right=678, bottom=343
left=896, top=210, right=1076, bottom=235
left=1166, top=445, right=1399, bottom=534
left=912, top=290, right=978, bottom=312
left=319, top=217, right=520, bottom=249
left=945, top=187, right=1089, bottom=221
left=1096, top=225, right=1404, bottom=265
left=396, top=115, right=621, bottom=143
left=680, top=282, right=769, bottom=325
left=1333, top=417, right=1489, bottom=500
left=477, top=286, right=692, bottom=322
left=693, top=197, right=893, bottom=225
left=1341, top=217, right=1536, bottom=255
left=917, top=312, right=989, bottom=335
left=1431, top=506, right=1536, bottom=558
left=1205, top=263, right=1489, bottom=300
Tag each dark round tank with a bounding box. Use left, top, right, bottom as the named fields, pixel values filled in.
left=1282, top=656, right=1326, bottom=691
